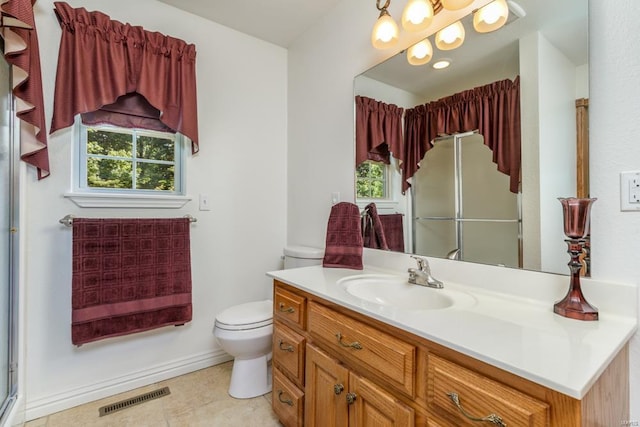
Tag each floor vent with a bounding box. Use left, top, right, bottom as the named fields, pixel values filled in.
left=98, top=386, right=171, bottom=417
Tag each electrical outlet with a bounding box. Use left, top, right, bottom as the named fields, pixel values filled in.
left=620, top=171, right=640, bottom=211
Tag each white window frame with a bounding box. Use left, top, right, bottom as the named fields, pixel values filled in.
left=356, top=158, right=402, bottom=212
left=65, top=119, right=192, bottom=208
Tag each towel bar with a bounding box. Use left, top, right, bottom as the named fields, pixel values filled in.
left=59, top=214, right=197, bottom=227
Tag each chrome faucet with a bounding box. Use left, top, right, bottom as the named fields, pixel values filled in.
left=408, top=255, right=444, bottom=289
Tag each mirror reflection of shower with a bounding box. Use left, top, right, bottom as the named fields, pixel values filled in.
left=412, top=131, right=522, bottom=268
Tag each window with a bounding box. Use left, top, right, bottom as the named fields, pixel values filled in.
left=77, top=123, right=184, bottom=195
left=356, top=161, right=388, bottom=199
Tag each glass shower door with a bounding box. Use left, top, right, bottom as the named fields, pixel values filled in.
left=412, top=136, right=457, bottom=258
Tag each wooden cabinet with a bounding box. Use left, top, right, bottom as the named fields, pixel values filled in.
left=273, top=321, right=306, bottom=388
left=427, top=354, right=549, bottom=426
left=308, top=301, right=415, bottom=397
left=273, top=367, right=304, bottom=427
left=271, top=280, right=629, bottom=427
left=305, top=343, right=414, bottom=427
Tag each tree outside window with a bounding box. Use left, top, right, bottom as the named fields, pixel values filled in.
left=356, top=161, right=388, bottom=199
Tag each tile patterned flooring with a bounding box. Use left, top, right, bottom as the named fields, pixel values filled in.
left=24, top=361, right=282, bottom=426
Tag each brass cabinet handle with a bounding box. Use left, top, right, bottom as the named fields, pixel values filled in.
left=278, top=339, right=294, bottom=352
left=277, top=390, right=293, bottom=406
left=335, top=332, right=363, bottom=350
left=446, top=392, right=506, bottom=427
left=334, top=383, right=344, bottom=395
left=346, top=392, right=357, bottom=405
left=278, top=302, right=295, bottom=313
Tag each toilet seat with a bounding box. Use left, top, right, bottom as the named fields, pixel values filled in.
left=215, top=300, right=273, bottom=331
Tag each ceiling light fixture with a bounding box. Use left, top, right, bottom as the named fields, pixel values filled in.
left=435, top=20, right=465, bottom=50
left=371, top=0, right=400, bottom=49
left=432, top=58, right=452, bottom=69
left=440, top=0, right=474, bottom=11
left=473, top=0, right=509, bottom=33
left=401, top=0, right=434, bottom=32
left=406, top=39, right=433, bottom=65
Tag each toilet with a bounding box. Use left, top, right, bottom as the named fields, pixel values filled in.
left=213, top=245, right=324, bottom=398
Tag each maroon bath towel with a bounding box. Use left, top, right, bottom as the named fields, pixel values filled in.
left=322, top=202, right=364, bottom=269
left=362, top=203, right=389, bottom=250
left=379, top=214, right=405, bottom=252
left=71, top=218, right=192, bottom=345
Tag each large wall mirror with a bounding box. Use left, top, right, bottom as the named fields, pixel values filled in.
left=354, top=0, right=588, bottom=275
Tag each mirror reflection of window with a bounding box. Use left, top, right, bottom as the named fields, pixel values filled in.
left=356, top=161, right=389, bottom=200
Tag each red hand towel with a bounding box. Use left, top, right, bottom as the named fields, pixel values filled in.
left=322, top=202, right=363, bottom=269
left=363, top=203, right=389, bottom=250
left=379, top=214, right=405, bottom=252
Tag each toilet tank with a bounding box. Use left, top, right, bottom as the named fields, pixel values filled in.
left=283, top=245, right=324, bottom=269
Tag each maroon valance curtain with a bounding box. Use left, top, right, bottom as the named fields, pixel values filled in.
left=1, top=0, right=49, bottom=179
left=402, top=77, right=521, bottom=193
left=355, top=95, right=404, bottom=166
left=50, top=2, right=199, bottom=153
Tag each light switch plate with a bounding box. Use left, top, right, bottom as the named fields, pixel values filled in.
left=199, top=193, right=211, bottom=211
left=620, top=171, right=640, bottom=211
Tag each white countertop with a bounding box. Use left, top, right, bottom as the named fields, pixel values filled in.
left=267, top=261, right=637, bottom=399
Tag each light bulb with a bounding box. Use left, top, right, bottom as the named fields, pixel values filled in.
left=407, top=39, right=433, bottom=66
left=473, top=0, right=509, bottom=33
left=440, top=0, right=473, bottom=11
left=435, top=21, right=465, bottom=50
left=371, top=12, right=399, bottom=49
left=433, top=59, right=451, bottom=69
left=401, top=0, right=434, bottom=32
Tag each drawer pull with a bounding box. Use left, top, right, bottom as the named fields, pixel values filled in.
left=277, top=390, right=294, bottom=406
left=334, top=383, right=344, bottom=395
left=447, top=392, right=506, bottom=427
left=278, top=303, right=295, bottom=313
left=278, top=339, right=294, bottom=352
left=335, top=332, right=363, bottom=350
left=346, top=392, right=357, bottom=405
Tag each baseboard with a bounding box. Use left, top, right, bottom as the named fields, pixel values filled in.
left=25, top=349, right=232, bottom=421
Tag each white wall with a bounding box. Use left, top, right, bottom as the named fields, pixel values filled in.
left=589, top=0, right=640, bottom=419
left=288, top=0, right=640, bottom=419
left=22, top=0, right=287, bottom=419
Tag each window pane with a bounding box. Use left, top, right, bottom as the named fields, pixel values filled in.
left=356, top=163, right=370, bottom=178
left=87, top=129, right=132, bottom=157
left=356, top=179, right=370, bottom=198
left=137, top=135, right=175, bottom=161
left=370, top=163, right=384, bottom=179
left=371, top=180, right=384, bottom=198
left=136, top=162, right=175, bottom=191
left=87, top=158, right=133, bottom=188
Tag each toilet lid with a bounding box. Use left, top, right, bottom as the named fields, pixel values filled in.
left=215, top=300, right=273, bottom=330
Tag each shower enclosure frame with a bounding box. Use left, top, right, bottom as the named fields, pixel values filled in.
left=0, top=57, right=20, bottom=425
left=411, top=131, right=523, bottom=266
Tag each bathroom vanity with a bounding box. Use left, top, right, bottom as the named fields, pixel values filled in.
left=267, top=257, right=636, bottom=426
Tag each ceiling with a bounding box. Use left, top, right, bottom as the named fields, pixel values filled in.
left=156, top=0, right=587, bottom=99
left=156, top=0, right=342, bottom=47
left=362, top=0, right=588, bottom=99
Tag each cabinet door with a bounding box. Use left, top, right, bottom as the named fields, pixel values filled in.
left=349, top=372, right=414, bottom=427
left=305, top=344, right=349, bottom=427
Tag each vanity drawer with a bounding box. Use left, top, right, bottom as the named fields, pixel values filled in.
left=274, top=284, right=306, bottom=330
left=427, top=354, right=549, bottom=426
left=273, top=321, right=306, bottom=387
left=273, top=367, right=304, bottom=427
left=307, top=301, right=415, bottom=397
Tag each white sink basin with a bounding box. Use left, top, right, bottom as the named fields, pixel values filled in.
left=336, top=274, right=475, bottom=311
